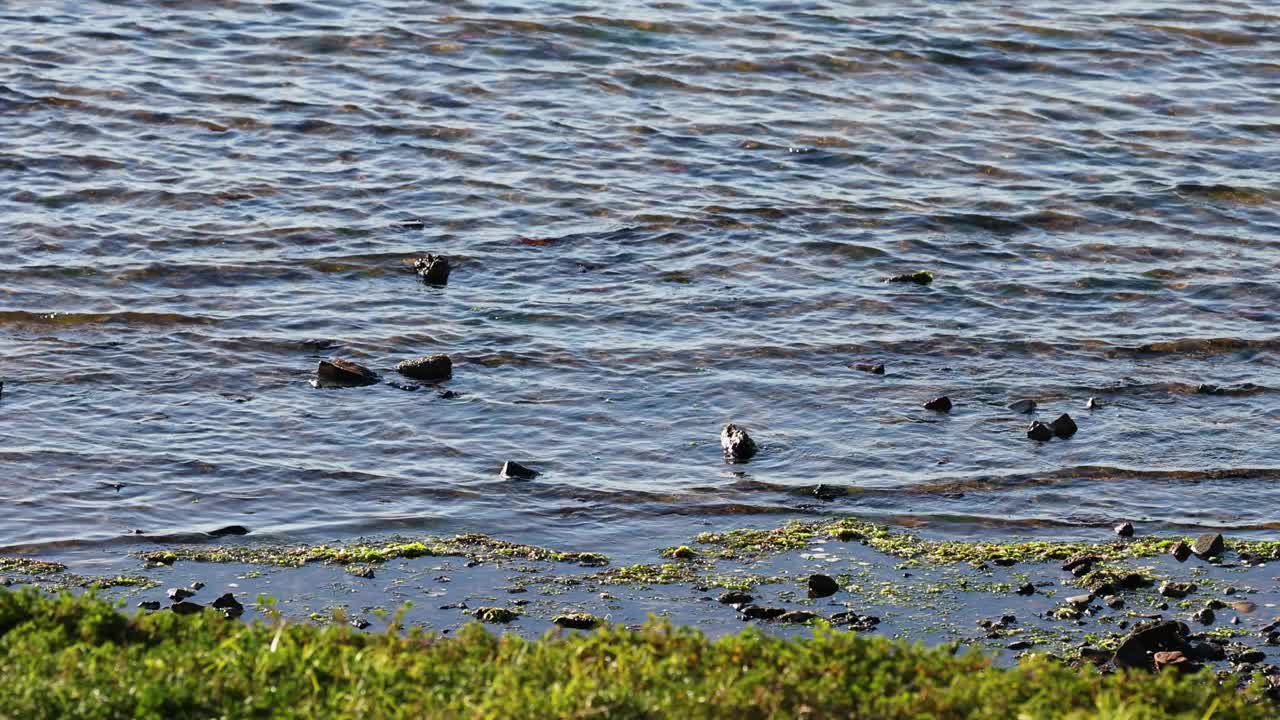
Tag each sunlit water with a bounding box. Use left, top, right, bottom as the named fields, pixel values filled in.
left=3, top=1, right=1278, bottom=562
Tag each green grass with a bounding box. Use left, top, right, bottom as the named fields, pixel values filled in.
left=0, top=590, right=1271, bottom=719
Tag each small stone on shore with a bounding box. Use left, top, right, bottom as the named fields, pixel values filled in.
left=720, top=423, right=757, bottom=463
left=501, top=461, right=540, bottom=480
left=396, top=354, right=452, bottom=382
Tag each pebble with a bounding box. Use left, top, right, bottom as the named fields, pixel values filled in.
left=500, top=461, right=540, bottom=480
left=396, top=354, right=452, bottom=382
left=720, top=423, right=757, bottom=463
left=924, top=396, right=952, bottom=413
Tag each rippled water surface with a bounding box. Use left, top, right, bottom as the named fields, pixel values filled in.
left=3, top=0, right=1279, bottom=559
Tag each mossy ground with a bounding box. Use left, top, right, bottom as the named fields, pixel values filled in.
left=0, top=589, right=1272, bottom=719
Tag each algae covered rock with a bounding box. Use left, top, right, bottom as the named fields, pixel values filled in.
left=473, top=607, right=519, bottom=624
left=552, top=612, right=602, bottom=630
left=396, top=354, right=452, bottom=381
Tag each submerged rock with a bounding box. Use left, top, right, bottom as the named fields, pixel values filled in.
left=888, top=270, right=934, bottom=285
left=924, top=396, right=952, bottom=413
left=720, top=423, right=757, bottom=463
left=413, top=254, right=451, bottom=285
left=853, top=363, right=885, bottom=375
left=137, top=600, right=161, bottom=611
left=1007, top=399, right=1037, bottom=414
left=316, top=358, right=380, bottom=387
left=396, top=354, right=452, bottom=382
left=739, top=605, right=787, bottom=621
left=717, top=591, right=753, bottom=606
left=1050, top=413, right=1078, bottom=438
left=350, top=618, right=371, bottom=630
left=1086, top=397, right=1101, bottom=410
left=170, top=601, right=204, bottom=615
left=807, top=574, right=839, bottom=599
left=1193, top=608, right=1216, bottom=625
left=1027, top=422, right=1053, bottom=442
left=207, top=525, right=250, bottom=538
left=777, top=611, right=820, bottom=624
left=552, top=612, right=601, bottom=630
left=1015, top=582, right=1036, bottom=596
left=501, top=461, right=540, bottom=480
left=1192, top=532, right=1225, bottom=559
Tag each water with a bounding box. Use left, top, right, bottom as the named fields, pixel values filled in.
left=3, top=1, right=1279, bottom=563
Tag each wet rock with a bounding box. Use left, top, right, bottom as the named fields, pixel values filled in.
left=1114, top=521, right=1134, bottom=537
left=720, top=423, right=757, bottom=463
left=439, top=602, right=468, bottom=610
left=396, top=354, right=452, bottom=382
left=1061, top=554, right=1101, bottom=573
left=924, top=396, right=952, bottom=413
left=438, top=389, right=460, bottom=399
left=347, top=565, right=376, bottom=579
left=1114, top=620, right=1191, bottom=670
left=473, top=607, right=519, bottom=624
left=830, top=612, right=881, bottom=631
left=1006, top=640, right=1033, bottom=651
left=413, top=254, right=451, bottom=285
left=552, top=613, right=602, bottom=630
left=1186, top=641, right=1227, bottom=662
left=1105, top=595, right=1124, bottom=610
left=1066, top=594, right=1093, bottom=608
left=170, top=601, right=204, bottom=615
left=137, top=600, right=161, bottom=611
left=1050, top=413, right=1078, bottom=438
left=1027, top=421, right=1053, bottom=442
left=853, top=363, right=885, bottom=375
left=717, top=591, right=753, bottom=606
left=167, top=587, right=196, bottom=602
left=1079, top=646, right=1112, bottom=664
left=739, top=605, right=787, bottom=621
left=1153, top=651, right=1198, bottom=673
left=1193, top=608, right=1215, bottom=625
left=807, top=574, right=840, bottom=598
left=1171, top=541, right=1192, bottom=562
left=191, top=582, right=205, bottom=590
left=1016, top=582, right=1036, bottom=596
left=1159, top=581, right=1197, bottom=599
left=1007, top=399, right=1037, bottom=414
left=991, top=557, right=1017, bottom=567
left=208, top=525, right=249, bottom=538
left=1191, top=533, right=1225, bottom=559
left=1086, top=397, right=1101, bottom=410
left=316, top=358, right=380, bottom=387
left=212, top=593, right=244, bottom=618
left=1235, top=649, right=1267, bottom=664
left=350, top=618, right=371, bottom=630
left=888, top=270, right=934, bottom=285
left=777, top=611, right=820, bottom=624
left=812, top=484, right=844, bottom=501
left=500, top=461, right=540, bottom=480
left=1206, top=599, right=1227, bottom=610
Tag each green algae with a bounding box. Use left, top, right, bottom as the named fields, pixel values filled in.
left=137, top=533, right=610, bottom=569
left=659, top=545, right=697, bottom=560
left=0, top=558, right=67, bottom=575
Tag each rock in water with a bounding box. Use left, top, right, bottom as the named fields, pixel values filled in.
left=1159, top=581, right=1197, bottom=598
left=414, top=254, right=451, bottom=285
left=1114, top=521, right=1135, bottom=537
left=924, top=396, right=952, bottom=413
left=396, top=354, right=453, bottom=381
left=1086, top=397, right=1101, bottom=410
left=1191, top=532, right=1225, bottom=559
left=717, top=591, right=753, bottom=605
left=167, top=587, right=195, bottom=601
left=1007, top=399, right=1037, bottom=413
left=1027, top=421, right=1053, bottom=442
left=212, top=593, right=244, bottom=618
left=1050, top=413, right=1078, bottom=438
left=807, top=574, right=840, bottom=598
left=170, top=601, right=204, bottom=615
left=1171, top=541, right=1192, bottom=562
left=1113, top=620, right=1191, bottom=670
left=500, top=461, right=539, bottom=480
left=888, top=271, right=934, bottom=285
left=316, top=359, right=380, bottom=387
left=720, top=423, right=757, bottom=462
left=853, top=363, right=885, bottom=375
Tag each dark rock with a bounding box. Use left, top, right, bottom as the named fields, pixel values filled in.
left=924, top=396, right=952, bottom=413
left=208, top=525, right=250, bottom=538
left=438, top=390, right=460, bottom=399
left=720, top=423, right=757, bottom=463
left=1193, top=608, right=1215, bottom=625
left=413, top=254, right=451, bottom=285
left=439, top=602, right=468, bottom=610
left=992, top=557, right=1017, bottom=567
left=1086, top=397, right=1100, bottom=410
left=1236, top=649, right=1267, bottom=664
left=717, top=591, right=753, bottom=606
left=1186, top=641, right=1227, bottom=662
left=212, top=593, right=244, bottom=618
left=398, top=219, right=426, bottom=230
left=500, top=461, right=540, bottom=480
left=1000, top=614, right=1017, bottom=625
left=1171, top=541, right=1192, bottom=562
left=137, top=601, right=161, bottom=611
left=853, top=363, right=885, bottom=375
left=739, top=605, right=786, bottom=621
left=888, top=271, right=934, bottom=285
left=1079, top=646, right=1112, bottom=664
left=807, top=574, right=840, bottom=598
left=1191, top=533, right=1225, bottom=559
left=1051, top=413, right=1078, bottom=438
left=1153, top=651, right=1198, bottom=673
left=1114, top=620, right=1191, bottom=670
left=1114, top=521, right=1135, bottom=537
left=350, top=618, right=371, bottom=630
left=1007, top=399, right=1037, bottom=414
left=347, top=565, right=376, bottom=579
left=812, top=484, right=844, bottom=501
left=316, top=358, right=380, bottom=387
left=1027, top=421, right=1053, bottom=442
left=777, top=611, right=820, bottom=624
left=1016, top=582, right=1036, bottom=596
left=396, top=354, right=452, bottom=382
left=1105, top=596, right=1125, bottom=610
left=1159, top=581, right=1197, bottom=599
left=170, top=601, right=204, bottom=615
left=1061, top=554, right=1101, bottom=572
left=191, top=582, right=205, bottom=591
left=1006, top=640, right=1033, bottom=651
left=167, top=587, right=195, bottom=601
left=1206, top=599, right=1227, bottom=610
left=551, top=613, right=601, bottom=630
left=1195, top=383, right=1221, bottom=395
left=830, top=612, right=880, bottom=631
